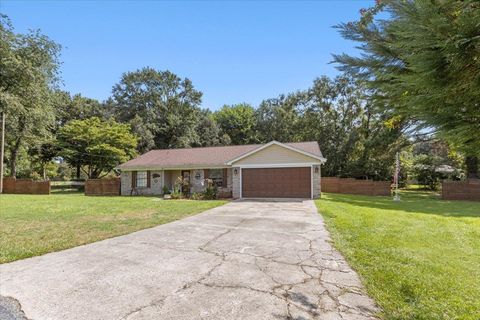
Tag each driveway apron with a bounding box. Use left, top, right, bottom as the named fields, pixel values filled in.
left=0, top=200, right=379, bottom=320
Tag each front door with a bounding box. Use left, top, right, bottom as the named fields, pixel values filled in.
left=181, top=170, right=190, bottom=194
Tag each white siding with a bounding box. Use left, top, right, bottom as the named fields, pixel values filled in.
left=233, top=144, right=321, bottom=165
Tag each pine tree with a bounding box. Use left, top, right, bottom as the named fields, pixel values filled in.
left=333, top=0, right=480, bottom=178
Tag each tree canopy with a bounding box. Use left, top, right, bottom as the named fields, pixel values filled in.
left=111, top=67, right=203, bottom=152
left=0, top=14, right=61, bottom=177
left=333, top=0, right=480, bottom=177
left=1, top=9, right=474, bottom=183
left=254, top=76, right=407, bottom=179
left=58, top=117, right=137, bottom=179
left=213, top=103, right=259, bottom=145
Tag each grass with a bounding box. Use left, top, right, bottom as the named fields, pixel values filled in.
left=0, top=193, right=226, bottom=264
left=315, top=191, right=480, bottom=320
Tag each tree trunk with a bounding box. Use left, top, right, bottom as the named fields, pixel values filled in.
left=10, top=149, right=17, bottom=178
left=10, top=118, right=26, bottom=178
left=9, top=138, right=22, bottom=178
left=466, top=155, right=478, bottom=179
left=76, top=164, right=80, bottom=180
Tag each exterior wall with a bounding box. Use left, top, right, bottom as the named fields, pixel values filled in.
left=121, top=169, right=234, bottom=197
left=233, top=144, right=319, bottom=165
left=232, top=167, right=241, bottom=199
left=191, top=168, right=233, bottom=197
left=120, top=162, right=319, bottom=199
left=121, top=170, right=164, bottom=196
left=163, top=171, right=171, bottom=190
left=217, top=168, right=233, bottom=198
left=312, top=165, right=321, bottom=199
left=120, top=171, right=132, bottom=195
left=190, top=169, right=205, bottom=193
left=166, top=170, right=182, bottom=190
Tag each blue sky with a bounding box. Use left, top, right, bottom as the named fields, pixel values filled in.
left=1, top=0, right=372, bottom=110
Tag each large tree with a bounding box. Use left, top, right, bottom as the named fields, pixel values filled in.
left=298, top=76, right=407, bottom=179
left=0, top=15, right=61, bottom=177
left=111, top=68, right=203, bottom=152
left=54, top=91, right=108, bottom=127
left=194, top=110, right=231, bottom=147
left=256, top=95, right=300, bottom=143
left=255, top=76, right=408, bottom=180
left=28, top=141, right=61, bottom=180
left=213, top=104, right=259, bottom=145
left=333, top=0, right=480, bottom=177
left=58, top=117, right=137, bottom=179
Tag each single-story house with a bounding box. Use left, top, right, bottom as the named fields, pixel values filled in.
left=117, top=140, right=326, bottom=199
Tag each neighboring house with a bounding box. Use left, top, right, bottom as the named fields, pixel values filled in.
left=117, top=141, right=326, bottom=199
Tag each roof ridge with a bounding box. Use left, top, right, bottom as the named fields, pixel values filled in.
left=146, top=143, right=263, bottom=152
left=146, top=141, right=318, bottom=152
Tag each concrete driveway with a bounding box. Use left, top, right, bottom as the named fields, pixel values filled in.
left=0, top=200, right=378, bottom=320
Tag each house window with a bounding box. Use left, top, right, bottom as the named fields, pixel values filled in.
left=136, top=171, right=148, bottom=188
left=208, top=169, right=224, bottom=187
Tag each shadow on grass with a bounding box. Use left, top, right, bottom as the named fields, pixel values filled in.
left=321, top=191, right=480, bottom=218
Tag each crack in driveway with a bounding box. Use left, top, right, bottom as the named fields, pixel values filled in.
left=0, top=200, right=380, bottom=320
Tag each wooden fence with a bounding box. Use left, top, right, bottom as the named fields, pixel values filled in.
left=322, top=177, right=391, bottom=196
left=85, top=178, right=120, bottom=196
left=2, top=177, right=50, bottom=195
left=442, top=179, right=480, bottom=201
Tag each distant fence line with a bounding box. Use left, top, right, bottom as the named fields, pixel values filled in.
left=442, top=179, right=480, bottom=202
left=2, top=177, right=50, bottom=195
left=85, top=178, right=120, bottom=196
left=321, top=177, right=391, bottom=196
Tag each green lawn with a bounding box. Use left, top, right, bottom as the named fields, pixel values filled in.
left=0, top=193, right=226, bottom=264
left=315, top=191, right=480, bottom=320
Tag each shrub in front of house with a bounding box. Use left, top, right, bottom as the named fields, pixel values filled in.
left=203, top=179, right=218, bottom=200
left=162, top=185, right=171, bottom=195
left=170, top=190, right=183, bottom=199
left=165, top=178, right=218, bottom=200
left=190, top=192, right=204, bottom=200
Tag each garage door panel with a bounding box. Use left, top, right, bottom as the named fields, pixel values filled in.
left=242, top=167, right=311, bottom=198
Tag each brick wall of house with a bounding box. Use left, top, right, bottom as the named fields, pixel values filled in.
left=120, top=171, right=164, bottom=196
left=312, top=165, right=321, bottom=199
left=190, top=169, right=205, bottom=193
left=232, top=167, right=241, bottom=199
left=217, top=168, right=233, bottom=198
left=120, top=171, right=132, bottom=195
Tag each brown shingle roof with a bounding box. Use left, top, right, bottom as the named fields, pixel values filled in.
left=118, top=141, right=323, bottom=170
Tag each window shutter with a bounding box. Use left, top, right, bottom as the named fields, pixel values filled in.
left=222, top=168, right=228, bottom=187
left=131, top=171, right=137, bottom=189
left=147, top=170, right=151, bottom=188
left=204, top=169, right=209, bottom=180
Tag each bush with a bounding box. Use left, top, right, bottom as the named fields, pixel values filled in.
left=162, top=185, right=170, bottom=195
left=29, top=171, right=43, bottom=181
left=170, top=190, right=183, bottom=199
left=203, top=179, right=218, bottom=200
left=190, top=192, right=204, bottom=200
left=411, top=154, right=461, bottom=190
left=174, top=176, right=189, bottom=195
